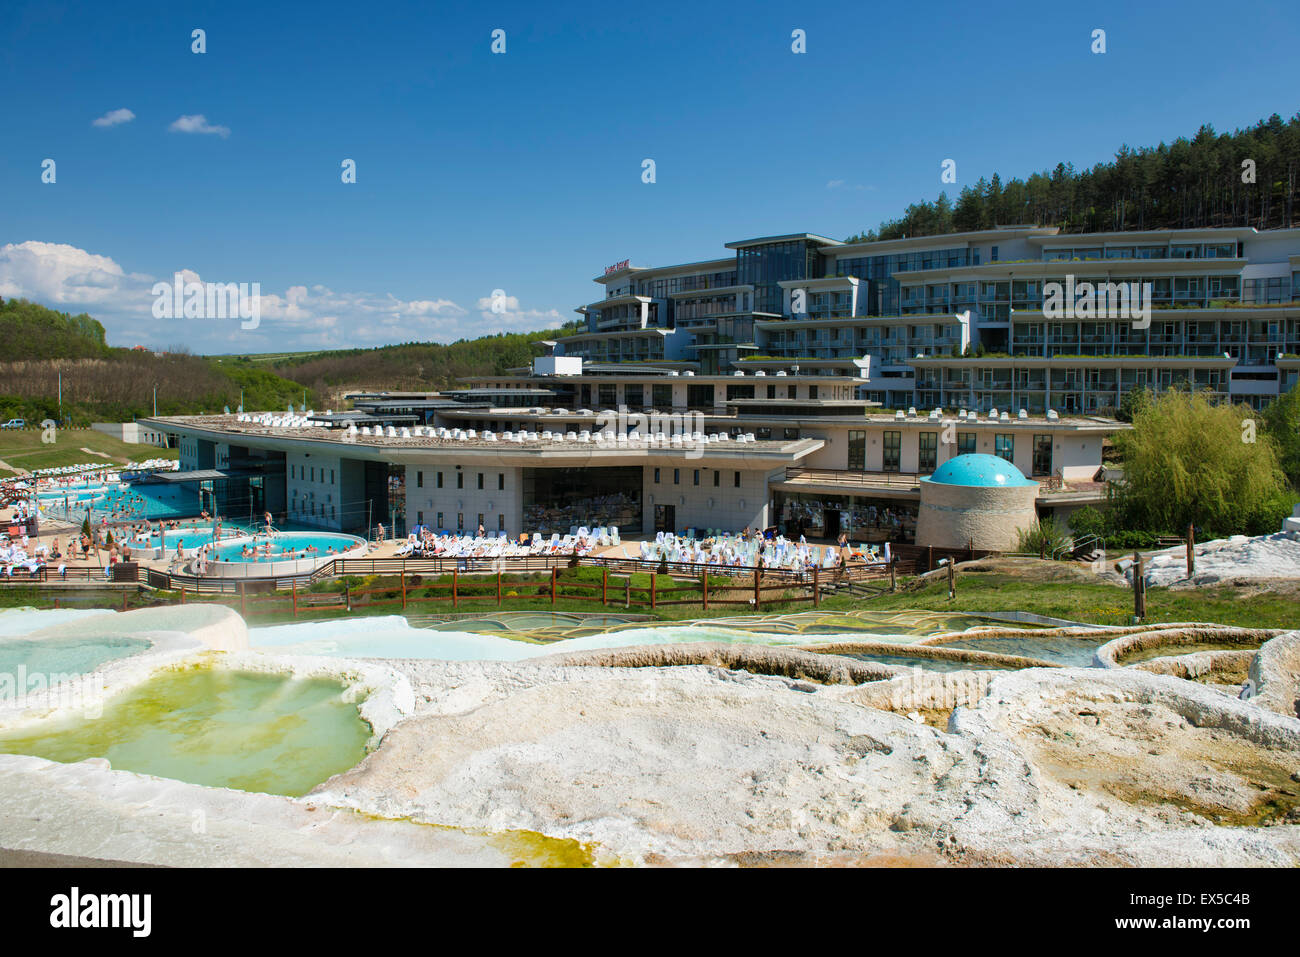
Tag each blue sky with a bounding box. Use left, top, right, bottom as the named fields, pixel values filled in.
left=2, top=0, right=1298, bottom=354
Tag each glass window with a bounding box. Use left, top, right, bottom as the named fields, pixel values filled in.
left=498, top=473, right=505, bottom=490
left=417, top=471, right=423, bottom=488
left=957, top=432, right=977, bottom=455
left=882, top=430, right=901, bottom=472
left=673, top=469, right=680, bottom=485
left=653, top=468, right=660, bottom=483
left=1032, top=434, right=1053, bottom=476
left=848, top=430, right=865, bottom=471
left=456, top=472, right=463, bottom=489
left=734, top=471, right=741, bottom=488
left=477, top=473, right=484, bottom=490
left=995, top=433, right=1014, bottom=463
left=437, top=472, right=444, bottom=488
left=918, top=432, right=938, bottom=472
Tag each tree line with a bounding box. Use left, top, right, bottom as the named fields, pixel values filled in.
left=848, top=113, right=1300, bottom=242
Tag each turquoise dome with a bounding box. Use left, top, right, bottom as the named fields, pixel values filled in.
left=923, top=453, right=1035, bottom=487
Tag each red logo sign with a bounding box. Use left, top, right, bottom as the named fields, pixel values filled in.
left=604, top=259, right=630, bottom=275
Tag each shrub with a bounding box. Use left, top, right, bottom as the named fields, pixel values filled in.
left=1067, top=505, right=1107, bottom=539
left=1015, top=517, right=1072, bottom=557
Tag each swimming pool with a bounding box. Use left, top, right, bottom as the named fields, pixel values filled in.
left=116, top=526, right=221, bottom=555
left=41, top=481, right=200, bottom=522
left=209, top=532, right=365, bottom=563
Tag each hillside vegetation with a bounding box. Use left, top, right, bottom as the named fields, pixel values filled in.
left=247, top=323, right=583, bottom=405
left=849, top=112, right=1300, bottom=241
left=0, top=298, right=313, bottom=424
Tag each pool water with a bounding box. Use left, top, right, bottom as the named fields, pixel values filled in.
left=41, top=481, right=199, bottom=522
left=935, top=635, right=1104, bottom=667
left=211, top=533, right=364, bottom=563
left=0, top=634, right=151, bottom=679
left=117, top=526, right=219, bottom=552
left=0, top=668, right=372, bottom=797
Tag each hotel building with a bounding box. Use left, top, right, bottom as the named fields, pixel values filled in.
left=142, top=225, right=1300, bottom=545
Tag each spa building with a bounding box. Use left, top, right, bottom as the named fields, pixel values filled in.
left=140, top=222, right=1300, bottom=544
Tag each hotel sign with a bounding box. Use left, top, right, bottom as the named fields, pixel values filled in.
left=604, top=259, right=630, bottom=275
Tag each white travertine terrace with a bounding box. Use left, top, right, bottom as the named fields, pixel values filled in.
left=0, top=609, right=1297, bottom=866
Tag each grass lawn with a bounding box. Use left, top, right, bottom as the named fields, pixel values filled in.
left=1, top=567, right=1294, bottom=631
left=845, top=572, right=1300, bottom=629
left=0, top=428, right=178, bottom=474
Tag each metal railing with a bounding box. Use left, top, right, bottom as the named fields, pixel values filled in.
left=782, top=467, right=922, bottom=488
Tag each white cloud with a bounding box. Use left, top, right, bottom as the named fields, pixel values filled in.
left=473, top=292, right=566, bottom=332
left=0, top=241, right=150, bottom=307
left=827, top=179, right=874, bottom=192
left=0, top=240, right=567, bottom=353
left=169, top=114, right=231, bottom=138
left=92, top=108, right=135, bottom=128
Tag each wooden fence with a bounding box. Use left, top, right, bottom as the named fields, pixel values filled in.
left=139, top=557, right=910, bottom=620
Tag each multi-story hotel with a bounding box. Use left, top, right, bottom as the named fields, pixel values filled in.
left=566, top=226, right=1300, bottom=411
left=142, top=225, right=1300, bottom=546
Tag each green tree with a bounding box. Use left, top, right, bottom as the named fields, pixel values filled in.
left=1261, top=381, right=1300, bottom=488
left=1117, top=386, right=1154, bottom=423
left=1111, top=390, right=1290, bottom=536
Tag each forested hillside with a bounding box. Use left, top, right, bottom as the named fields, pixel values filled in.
left=848, top=113, right=1300, bottom=242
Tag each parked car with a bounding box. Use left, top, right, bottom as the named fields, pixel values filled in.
left=0, top=419, right=25, bottom=429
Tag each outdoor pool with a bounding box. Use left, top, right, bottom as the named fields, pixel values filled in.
left=210, top=532, right=366, bottom=563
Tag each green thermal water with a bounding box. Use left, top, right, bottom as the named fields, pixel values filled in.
left=0, top=668, right=372, bottom=797
left=0, top=635, right=151, bottom=679
left=937, top=635, right=1103, bottom=667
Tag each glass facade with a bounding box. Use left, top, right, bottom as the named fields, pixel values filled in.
left=836, top=247, right=977, bottom=316
left=775, top=492, right=918, bottom=543
left=522, top=466, right=642, bottom=535
left=736, top=240, right=821, bottom=315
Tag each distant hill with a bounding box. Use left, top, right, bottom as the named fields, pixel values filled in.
left=250, top=323, right=584, bottom=405
left=0, top=297, right=312, bottom=424
left=0, top=298, right=583, bottom=422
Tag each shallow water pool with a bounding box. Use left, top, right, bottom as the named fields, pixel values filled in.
left=0, top=668, right=372, bottom=797
left=0, top=634, right=151, bottom=680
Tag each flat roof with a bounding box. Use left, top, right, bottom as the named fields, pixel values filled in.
left=139, top=415, right=826, bottom=465
left=726, top=233, right=843, bottom=250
